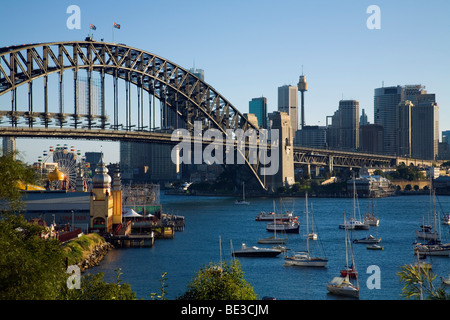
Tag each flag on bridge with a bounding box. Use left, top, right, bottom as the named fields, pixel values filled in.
left=113, top=22, right=120, bottom=29
left=89, top=24, right=96, bottom=30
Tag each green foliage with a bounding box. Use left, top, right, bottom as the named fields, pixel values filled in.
left=389, top=163, right=425, bottom=181
left=0, top=213, right=67, bottom=299
left=150, top=272, right=169, bottom=300
left=63, top=233, right=105, bottom=266
left=0, top=153, right=37, bottom=211
left=178, top=260, right=258, bottom=300
left=397, top=264, right=449, bottom=300
left=64, top=268, right=136, bottom=300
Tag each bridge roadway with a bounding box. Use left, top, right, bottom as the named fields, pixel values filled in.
left=0, top=126, right=436, bottom=169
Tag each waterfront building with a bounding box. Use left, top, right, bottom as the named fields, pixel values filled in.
left=347, top=174, right=394, bottom=197
left=278, top=85, right=299, bottom=136
left=249, top=97, right=268, bottom=128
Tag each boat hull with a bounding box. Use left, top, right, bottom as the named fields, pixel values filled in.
left=257, top=237, right=287, bottom=244
left=326, top=284, right=359, bottom=298
left=266, top=222, right=299, bottom=234
left=284, top=257, right=328, bottom=267
left=233, top=251, right=282, bottom=257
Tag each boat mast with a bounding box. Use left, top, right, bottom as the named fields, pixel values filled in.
left=306, top=192, right=309, bottom=259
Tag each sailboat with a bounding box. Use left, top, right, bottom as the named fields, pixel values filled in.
left=327, top=213, right=360, bottom=298
left=363, top=196, right=379, bottom=227
left=235, top=182, right=250, bottom=205
left=339, top=174, right=368, bottom=230
left=284, top=193, right=328, bottom=267
left=414, top=186, right=450, bottom=257
left=258, top=201, right=288, bottom=244
left=416, top=176, right=438, bottom=240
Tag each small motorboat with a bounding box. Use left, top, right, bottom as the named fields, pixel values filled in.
left=366, top=244, right=384, bottom=250
left=353, top=234, right=381, bottom=244
left=442, top=215, right=450, bottom=225
left=232, top=243, right=282, bottom=257
left=266, top=220, right=299, bottom=234
left=441, top=274, right=450, bottom=286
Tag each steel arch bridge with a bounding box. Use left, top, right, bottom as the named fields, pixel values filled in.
left=0, top=40, right=265, bottom=187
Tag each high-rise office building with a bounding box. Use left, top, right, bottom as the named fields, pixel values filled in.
left=339, top=100, right=359, bottom=150
left=411, top=94, right=439, bottom=160
left=397, top=100, right=413, bottom=157
left=360, top=124, right=383, bottom=154
left=249, top=97, right=268, bottom=128
left=189, top=67, right=205, bottom=81
left=374, top=86, right=404, bottom=155
left=278, top=85, right=298, bottom=135
left=360, top=109, right=369, bottom=126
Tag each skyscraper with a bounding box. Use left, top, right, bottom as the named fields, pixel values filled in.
left=374, top=86, right=403, bottom=155
left=249, top=97, right=268, bottom=128
left=411, top=93, right=439, bottom=160
left=278, top=85, right=298, bottom=135
left=339, top=100, right=359, bottom=150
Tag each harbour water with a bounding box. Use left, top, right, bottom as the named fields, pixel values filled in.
left=89, top=193, right=450, bottom=300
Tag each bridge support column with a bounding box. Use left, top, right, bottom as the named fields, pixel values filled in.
left=329, top=155, right=334, bottom=173
left=266, top=112, right=295, bottom=191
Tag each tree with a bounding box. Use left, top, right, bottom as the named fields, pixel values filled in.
left=178, top=260, right=258, bottom=300
left=64, top=268, right=136, bottom=300
left=0, top=214, right=67, bottom=299
left=0, top=153, right=37, bottom=211
left=397, top=264, right=449, bottom=300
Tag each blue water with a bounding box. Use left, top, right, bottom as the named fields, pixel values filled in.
left=88, top=193, right=450, bottom=300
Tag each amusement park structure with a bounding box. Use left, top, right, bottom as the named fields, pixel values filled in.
left=34, top=143, right=90, bottom=191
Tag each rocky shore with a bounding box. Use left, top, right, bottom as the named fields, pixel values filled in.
left=78, top=241, right=114, bottom=272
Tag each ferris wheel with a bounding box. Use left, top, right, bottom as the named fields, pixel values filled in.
left=38, top=144, right=84, bottom=190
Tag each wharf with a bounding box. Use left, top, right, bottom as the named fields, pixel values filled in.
left=106, top=234, right=155, bottom=248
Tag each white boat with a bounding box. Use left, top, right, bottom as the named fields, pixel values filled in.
left=339, top=218, right=369, bottom=230
left=285, top=252, right=328, bottom=267
left=442, top=215, right=450, bottom=225
left=366, top=244, right=384, bottom=250
left=267, top=219, right=299, bottom=234
left=415, top=225, right=438, bottom=241
left=441, top=274, right=450, bottom=285
left=326, top=276, right=359, bottom=298
left=232, top=243, right=282, bottom=257
left=235, top=182, right=250, bottom=205
left=284, top=193, right=328, bottom=267
left=353, top=234, right=381, bottom=244
left=256, top=211, right=293, bottom=221
left=414, top=241, right=450, bottom=257
left=327, top=213, right=359, bottom=299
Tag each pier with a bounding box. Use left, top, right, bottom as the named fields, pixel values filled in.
left=106, top=234, right=155, bottom=248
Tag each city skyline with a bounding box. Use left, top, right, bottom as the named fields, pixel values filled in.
left=1, top=0, right=449, bottom=164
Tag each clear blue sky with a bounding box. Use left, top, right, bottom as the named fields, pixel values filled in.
left=1, top=0, right=449, bottom=164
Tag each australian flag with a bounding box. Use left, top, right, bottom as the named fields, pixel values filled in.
left=113, top=22, right=120, bottom=29
left=89, top=24, right=96, bottom=30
